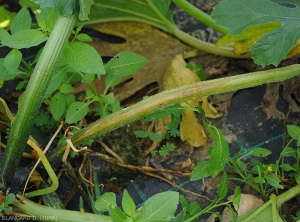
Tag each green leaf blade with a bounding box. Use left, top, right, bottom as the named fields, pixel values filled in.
left=94, top=192, right=117, bottom=212
left=0, top=28, right=10, bottom=41
left=265, top=175, right=284, bottom=189
left=122, top=190, right=136, bottom=217
left=109, top=207, right=128, bottom=222
left=1, top=29, right=48, bottom=49
left=0, top=58, right=20, bottom=80
left=217, top=172, right=228, bottom=200
left=191, top=160, right=210, bottom=181
left=208, top=133, right=229, bottom=178
left=287, top=124, right=300, bottom=140
left=62, top=42, right=105, bottom=74
left=248, top=148, right=272, bottom=157
left=66, top=101, right=90, bottom=124
left=139, top=191, right=179, bottom=221
left=4, top=49, right=22, bottom=74
left=105, top=51, right=148, bottom=76
left=10, top=6, right=31, bottom=34
left=50, top=92, right=66, bottom=121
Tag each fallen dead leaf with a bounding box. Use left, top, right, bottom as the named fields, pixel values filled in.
left=163, top=54, right=222, bottom=147
left=255, top=75, right=300, bottom=119
left=220, top=193, right=264, bottom=222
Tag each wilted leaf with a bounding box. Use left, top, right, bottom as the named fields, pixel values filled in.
left=0, top=190, right=5, bottom=204
left=0, top=97, right=14, bottom=133
left=29, top=170, right=44, bottom=187
left=164, top=54, right=222, bottom=147
left=222, top=194, right=264, bottom=221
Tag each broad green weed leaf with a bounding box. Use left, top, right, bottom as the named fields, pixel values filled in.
left=189, top=201, right=200, bottom=216
left=0, top=58, right=20, bottom=80
left=62, top=42, right=105, bottom=74
left=65, top=94, right=75, bottom=107
left=4, top=49, right=22, bottom=74
left=35, top=0, right=78, bottom=16
left=122, top=190, right=136, bottom=217
left=89, top=0, right=172, bottom=32
left=44, top=67, right=67, bottom=98
left=50, top=92, right=66, bottom=120
left=109, top=207, right=128, bottom=222
left=248, top=148, right=272, bottom=157
left=105, top=51, right=148, bottom=76
left=281, top=147, right=296, bottom=158
left=5, top=193, right=15, bottom=204
left=287, top=125, right=300, bottom=140
left=66, top=101, right=90, bottom=124
left=36, top=13, right=47, bottom=31
left=10, top=6, right=31, bottom=34
left=1, top=29, right=48, bottom=49
left=280, top=163, right=295, bottom=172
left=265, top=175, right=284, bottom=189
left=81, top=73, right=95, bottom=83
left=94, top=192, right=117, bottom=212
left=232, top=186, right=241, bottom=206
left=78, top=0, right=94, bottom=21
left=60, top=83, right=75, bottom=93
left=46, top=7, right=60, bottom=31
left=104, top=51, right=148, bottom=88
left=179, top=195, right=189, bottom=211
left=139, top=191, right=179, bottom=221
left=0, top=28, right=10, bottom=41
left=77, top=33, right=93, bottom=42
left=212, top=0, right=300, bottom=66
left=208, top=129, right=229, bottom=178
left=217, top=172, right=228, bottom=200
left=236, top=160, right=247, bottom=171
left=191, top=160, right=210, bottom=181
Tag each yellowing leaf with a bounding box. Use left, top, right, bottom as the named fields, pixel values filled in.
left=287, top=39, right=300, bottom=58
left=163, top=54, right=221, bottom=147
left=0, top=97, right=14, bottom=133
left=200, top=98, right=223, bottom=119
left=29, top=170, right=44, bottom=187
left=217, top=22, right=281, bottom=55
left=180, top=109, right=207, bottom=147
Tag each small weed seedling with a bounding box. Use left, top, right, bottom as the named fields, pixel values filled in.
left=0, top=193, right=15, bottom=213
